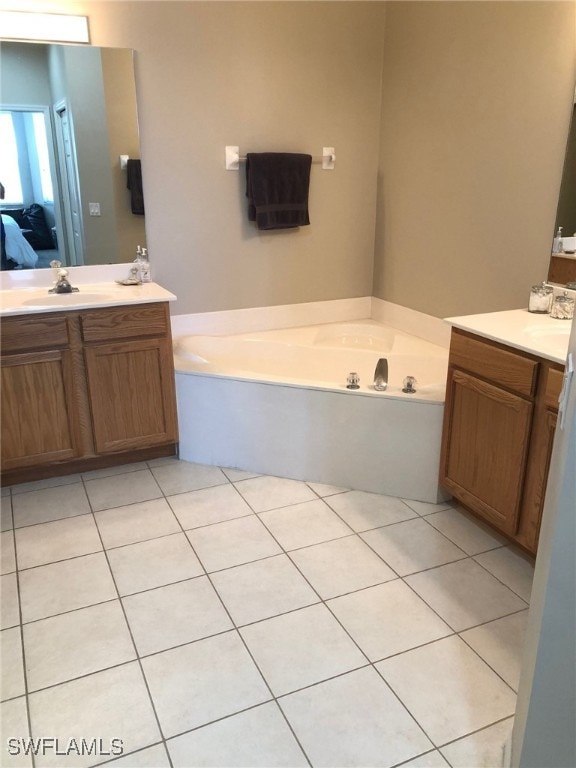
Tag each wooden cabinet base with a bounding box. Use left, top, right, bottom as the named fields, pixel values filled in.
left=440, top=329, right=563, bottom=557
left=1, top=442, right=177, bottom=487
left=1, top=302, right=179, bottom=486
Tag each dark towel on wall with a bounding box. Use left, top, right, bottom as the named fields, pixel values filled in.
left=246, top=153, right=312, bottom=230
left=126, top=159, right=145, bottom=215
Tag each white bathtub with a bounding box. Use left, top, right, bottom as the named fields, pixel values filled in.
left=174, top=319, right=450, bottom=502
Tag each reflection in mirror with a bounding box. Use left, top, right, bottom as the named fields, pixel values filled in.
left=0, top=41, right=146, bottom=270
left=548, top=97, right=576, bottom=285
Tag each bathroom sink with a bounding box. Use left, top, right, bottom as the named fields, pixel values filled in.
left=21, top=293, right=115, bottom=307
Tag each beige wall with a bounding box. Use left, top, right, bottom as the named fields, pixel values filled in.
left=374, top=1, right=576, bottom=318
left=2, top=1, right=574, bottom=318
left=56, top=0, right=386, bottom=314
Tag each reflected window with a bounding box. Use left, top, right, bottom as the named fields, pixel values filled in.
left=0, top=109, right=54, bottom=205
left=0, top=111, right=24, bottom=203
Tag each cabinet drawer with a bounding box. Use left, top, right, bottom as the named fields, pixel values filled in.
left=543, top=366, right=565, bottom=412
left=1, top=314, right=69, bottom=354
left=80, top=303, right=168, bottom=343
left=449, top=330, right=538, bottom=398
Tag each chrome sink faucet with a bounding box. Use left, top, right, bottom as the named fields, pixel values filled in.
left=49, top=260, right=79, bottom=294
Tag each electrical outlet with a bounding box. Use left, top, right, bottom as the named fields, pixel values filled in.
left=89, top=202, right=101, bottom=216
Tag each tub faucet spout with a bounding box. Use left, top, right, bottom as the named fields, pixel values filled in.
left=374, top=358, right=388, bottom=391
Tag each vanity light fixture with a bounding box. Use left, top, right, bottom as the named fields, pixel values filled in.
left=0, top=11, right=90, bottom=44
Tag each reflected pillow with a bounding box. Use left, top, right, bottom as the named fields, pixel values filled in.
left=0, top=204, right=53, bottom=250
left=20, top=204, right=53, bottom=250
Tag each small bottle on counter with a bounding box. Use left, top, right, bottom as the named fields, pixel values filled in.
left=528, top=281, right=553, bottom=313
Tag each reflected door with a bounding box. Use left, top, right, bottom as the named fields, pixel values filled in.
left=55, top=102, right=84, bottom=266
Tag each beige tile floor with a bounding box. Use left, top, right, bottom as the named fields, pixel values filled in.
left=0, top=459, right=535, bottom=768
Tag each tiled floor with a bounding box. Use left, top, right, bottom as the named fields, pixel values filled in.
left=0, top=459, right=535, bottom=768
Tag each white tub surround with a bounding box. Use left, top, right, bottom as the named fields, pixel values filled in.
left=171, top=296, right=373, bottom=337
left=174, top=311, right=450, bottom=504
left=371, top=297, right=451, bottom=349
left=170, top=296, right=451, bottom=347
left=446, top=308, right=572, bottom=365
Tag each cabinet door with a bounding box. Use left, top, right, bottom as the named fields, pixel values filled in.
left=440, top=369, right=533, bottom=535
left=1, top=350, right=80, bottom=469
left=84, top=338, right=178, bottom=454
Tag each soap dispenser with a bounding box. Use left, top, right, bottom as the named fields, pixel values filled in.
left=552, top=226, right=564, bottom=254
left=139, top=248, right=151, bottom=283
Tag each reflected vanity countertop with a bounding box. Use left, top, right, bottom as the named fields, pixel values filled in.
left=445, top=308, right=572, bottom=365
left=0, top=281, right=176, bottom=317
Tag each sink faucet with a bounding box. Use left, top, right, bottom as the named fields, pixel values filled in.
left=49, top=260, right=79, bottom=294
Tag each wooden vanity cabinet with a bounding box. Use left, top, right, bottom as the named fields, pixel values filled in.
left=440, top=329, right=564, bottom=555
left=1, top=302, right=178, bottom=484
left=1, top=315, right=83, bottom=471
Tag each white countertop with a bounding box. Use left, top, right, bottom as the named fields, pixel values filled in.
left=0, top=281, right=176, bottom=317
left=445, top=308, right=572, bottom=365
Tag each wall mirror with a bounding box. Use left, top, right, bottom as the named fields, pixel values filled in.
left=0, top=41, right=146, bottom=270
left=548, top=98, right=576, bottom=285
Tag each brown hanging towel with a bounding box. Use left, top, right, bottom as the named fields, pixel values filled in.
left=126, top=159, right=145, bottom=215
left=246, top=153, right=312, bottom=230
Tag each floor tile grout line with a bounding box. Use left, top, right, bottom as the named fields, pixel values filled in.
left=390, top=746, right=448, bottom=768
left=434, top=713, right=515, bottom=752
left=13, top=549, right=106, bottom=576
left=440, top=750, right=456, bottom=768
left=231, top=478, right=347, bottom=515
left=471, top=553, right=534, bottom=604
left=16, top=596, right=118, bottom=629
left=422, top=506, right=510, bottom=554
left=12, top=508, right=93, bottom=532
left=166, top=499, right=315, bottom=768
left=415, top=508, right=499, bottom=559
left=455, top=606, right=530, bottom=635
left=91, top=740, right=167, bottom=768
left=457, top=627, right=523, bottom=696
left=14, top=544, right=105, bottom=575
left=10, top=521, right=36, bottom=768
left=82, top=476, right=176, bottom=768
left=392, top=548, right=530, bottom=608
left=20, top=657, right=146, bottom=699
